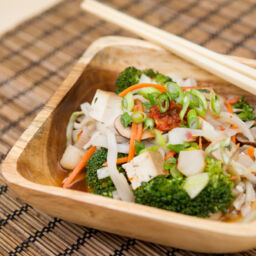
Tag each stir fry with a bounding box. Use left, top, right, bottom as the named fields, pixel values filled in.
left=60, top=67, right=256, bottom=221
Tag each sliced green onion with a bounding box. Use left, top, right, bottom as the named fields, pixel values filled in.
left=191, top=89, right=208, bottom=110
left=135, top=140, right=145, bottom=155
left=121, top=112, right=132, bottom=127
left=210, top=91, right=222, bottom=115
left=179, top=93, right=190, bottom=120
left=187, top=109, right=199, bottom=129
left=144, top=117, right=155, bottom=130
left=157, top=93, right=169, bottom=113
left=138, top=87, right=162, bottom=99
left=66, top=111, right=84, bottom=145
left=164, top=157, right=176, bottom=170
left=153, top=129, right=166, bottom=147
left=147, top=93, right=157, bottom=106
left=131, top=111, right=146, bottom=123
left=122, top=92, right=134, bottom=112
left=166, top=82, right=184, bottom=104
left=194, top=102, right=206, bottom=117
left=139, top=146, right=159, bottom=155
left=167, top=142, right=190, bottom=153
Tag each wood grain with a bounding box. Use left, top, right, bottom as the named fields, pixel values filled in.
left=2, top=36, right=256, bottom=253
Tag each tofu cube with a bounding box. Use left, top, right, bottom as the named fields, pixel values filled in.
left=89, top=89, right=122, bottom=125
left=122, top=151, right=164, bottom=189
left=178, top=150, right=205, bottom=177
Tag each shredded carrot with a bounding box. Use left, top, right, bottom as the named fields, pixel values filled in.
left=164, top=151, right=176, bottom=161
left=230, top=175, right=238, bottom=181
left=247, top=146, right=255, bottom=159
left=182, top=86, right=202, bottom=91
left=225, top=96, right=240, bottom=105
left=119, top=83, right=166, bottom=97
left=199, top=136, right=202, bottom=150
left=129, top=177, right=134, bottom=181
left=103, top=157, right=129, bottom=167
left=127, top=99, right=144, bottom=162
left=63, top=146, right=96, bottom=188
left=219, top=125, right=226, bottom=131
left=225, top=101, right=234, bottom=114
left=231, top=135, right=236, bottom=144
left=76, top=130, right=83, bottom=143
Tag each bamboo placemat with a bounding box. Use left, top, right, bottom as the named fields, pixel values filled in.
left=0, top=0, right=256, bottom=255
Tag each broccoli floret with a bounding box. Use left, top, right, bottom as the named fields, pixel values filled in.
left=115, top=67, right=142, bottom=94
left=232, top=97, right=255, bottom=122
left=134, top=157, right=234, bottom=217
left=86, top=148, right=126, bottom=198
left=115, top=67, right=172, bottom=94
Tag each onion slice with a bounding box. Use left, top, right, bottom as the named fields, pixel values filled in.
left=219, top=112, right=254, bottom=142
left=106, top=130, right=134, bottom=202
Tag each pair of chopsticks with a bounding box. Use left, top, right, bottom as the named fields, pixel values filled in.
left=81, top=0, right=256, bottom=95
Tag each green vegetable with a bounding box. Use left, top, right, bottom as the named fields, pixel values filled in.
left=121, top=112, right=132, bottom=127
left=86, top=148, right=126, bottom=197
left=131, top=111, right=146, bottom=123
left=134, top=157, right=234, bottom=217
left=179, top=93, right=190, bottom=120
left=198, top=89, right=210, bottom=93
left=122, top=92, right=134, bottom=112
left=183, top=173, right=209, bottom=199
left=232, top=97, right=255, bottom=122
left=135, top=140, right=145, bottom=155
left=153, top=129, right=166, bottom=147
left=164, top=157, right=176, bottom=170
left=187, top=109, right=199, bottom=129
left=191, top=89, right=207, bottom=110
left=115, top=67, right=172, bottom=94
left=167, top=143, right=190, bottom=153
left=144, top=117, right=155, bottom=130
left=157, top=93, right=169, bottom=113
left=138, top=87, right=162, bottom=99
left=139, top=146, right=159, bottom=155
left=66, top=111, right=84, bottom=145
left=166, top=82, right=184, bottom=104
left=210, top=91, right=221, bottom=115
left=115, top=67, right=142, bottom=94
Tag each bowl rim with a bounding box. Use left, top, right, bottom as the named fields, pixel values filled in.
left=2, top=35, right=256, bottom=237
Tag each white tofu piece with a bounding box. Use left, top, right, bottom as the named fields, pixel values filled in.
left=122, top=151, right=164, bottom=189
left=178, top=150, right=205, bottom=177
left=89, top=89, right=122, bottom=125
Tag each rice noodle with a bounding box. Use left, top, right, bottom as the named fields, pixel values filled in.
left=219, top=112, right=254, bottom=142
left=106, top=130, right=134, bottom=202
left=97, top=167, right=110, bottom=179
left=233, top=193, right=246, bottom=210
left=245, top=181, right=256, bottom=203
left=139, top=74, right=156, bottom=84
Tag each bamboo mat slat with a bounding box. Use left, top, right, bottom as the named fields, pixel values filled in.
left=0, top=0, right=256, bottom=255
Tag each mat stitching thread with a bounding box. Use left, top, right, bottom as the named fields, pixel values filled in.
left=0, top=185, right=8, bottom=195
left=8, top=217, right=61, bottom=255
left=0, top=204, right=30, bottom=229
left=0, top=11, right=85, bottom=64
left=56, top=228, right=98, bottom=256
left=226, top=27, right=256, bottom=54
left=178, top=0, right=234, bottom=37
left=201, top=3, right=256, bottom=46
left=111, top=239, right=136, bottom=256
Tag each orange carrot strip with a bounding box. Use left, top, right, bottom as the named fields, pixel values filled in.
left=199, top=136, right=202, bottom=150
left=230, top=175, right=238, bottom=181
left=225, top=96, right=240, bottom=105
left=225, top=102, right=234, bottom=114
left=119, top=83, right=166, bottom=97
left=76, top=130, right=83, bottom=143
left=247, top=146, right=255, bottom=159
left=164, top=151, right=176, bottom=161
left=103, top=157, right=129, bottom=167
left=219, top=125, right=226, bottom=131
left=63, top=146, right=96, bottom=188
left=231, top=135, right=236, bottom=144
left=128, top=122, right=137, bottom=162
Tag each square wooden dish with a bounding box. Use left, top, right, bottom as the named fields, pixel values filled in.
left=2, top=36, right=256, bottom=253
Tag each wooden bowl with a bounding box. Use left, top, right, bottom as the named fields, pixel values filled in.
left=2, top=36, right=256, bottom=253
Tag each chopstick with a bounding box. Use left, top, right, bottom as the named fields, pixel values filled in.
left=81, top=0, right=256, bottom=95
